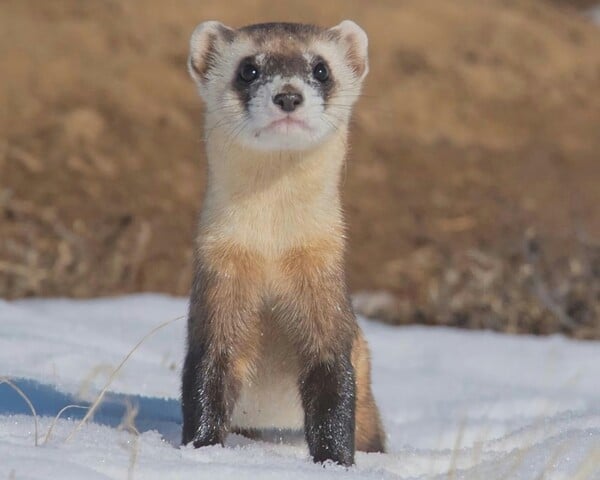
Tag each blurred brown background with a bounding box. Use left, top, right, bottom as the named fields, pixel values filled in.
left=1, top=0, right=599, bottom=337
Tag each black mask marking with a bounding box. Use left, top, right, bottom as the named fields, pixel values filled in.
left=232, top=54, right=335, bottom=110
left=310, top=56, right=334, bottom=104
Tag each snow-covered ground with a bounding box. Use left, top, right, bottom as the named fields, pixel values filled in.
left=1, top=295, right=599, bottom=479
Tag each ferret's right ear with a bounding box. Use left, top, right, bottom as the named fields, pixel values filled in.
left=188, top=21, right=234, bottom=85
left=329, top=20, right=369, bottom=81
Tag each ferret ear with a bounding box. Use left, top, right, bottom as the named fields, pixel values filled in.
left=329, top=20, right=369, bottom=81
left=188, top=21, right=235, bottom=85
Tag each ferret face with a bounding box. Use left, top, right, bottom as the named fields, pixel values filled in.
left=188, top=21, right=369, bottom=151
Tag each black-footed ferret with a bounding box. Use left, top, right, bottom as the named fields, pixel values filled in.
left=181, top=20, right=385, bottom=466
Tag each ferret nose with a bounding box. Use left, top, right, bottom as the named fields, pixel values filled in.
left=273, top=92, right=303, bottom=112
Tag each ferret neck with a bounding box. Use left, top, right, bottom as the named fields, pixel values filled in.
left=203, top=127, right=348, bottom=208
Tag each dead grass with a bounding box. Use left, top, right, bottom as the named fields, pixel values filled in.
left=0, top=377, right=39, bottom=446
left=43, top=405, right=88, bottom=444
left=354, top=230, right=600, bottom=340
left=65, top=314, right=185, bottom=442
left=572, top=446, right=600, bottom=480
left=0, top=0, right=599, bottom=340
left=118, top=400, right=141, bottom=480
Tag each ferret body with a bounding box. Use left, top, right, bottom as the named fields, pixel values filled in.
left=181, top=21, right=385, bottom=466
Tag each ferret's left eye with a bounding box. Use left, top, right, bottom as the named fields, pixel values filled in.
left=239, top=62, right=260, bottom=83
left=313, top=62, right=329, bottom=82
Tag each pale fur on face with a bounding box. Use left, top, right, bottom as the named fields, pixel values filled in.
left=188, top=21, right=369, bottom=152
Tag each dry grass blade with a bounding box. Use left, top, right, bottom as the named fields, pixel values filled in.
left=64, top=314, right=185, bottom=442
left=571, top=446, right=600, bottom=480
left=447, top=418, right=467, bottom=480
left=534, top=438, right=570, bottom=480
left=118, top=400, right=140, bottom=436
left=0, top=377, right=39, bottom=446
left=43, top=405, right=89, bottom=444
left=127, top=434, right=140, bottom=480
left=77, top=364, right=114, bottom=400
left=118, top=400, right=141, bottom=480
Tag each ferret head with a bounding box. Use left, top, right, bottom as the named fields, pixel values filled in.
left=188, top=21, right=368, bottom=151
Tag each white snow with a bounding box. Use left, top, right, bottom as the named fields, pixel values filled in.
left=0, top=294, right=599, bottom=479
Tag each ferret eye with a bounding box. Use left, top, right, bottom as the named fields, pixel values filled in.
left=312, top=62, right=329, bottom=82
left=239, top=62, right=260, bottom=83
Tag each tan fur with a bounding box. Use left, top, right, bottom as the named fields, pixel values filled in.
left=273, top=238, right=355, bottom=362
left=200, top=126, right=347, bottom=258
left=352, top=332, right=386, bottom=451
left=194, top=226, right=384, bottom=445
left=190, top=241, right=264, bottom=377
left=185, top=20, right=383, bottom=454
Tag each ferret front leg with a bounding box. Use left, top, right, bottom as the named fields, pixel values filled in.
left=274, top=246, right=359, bottom=466
left=300, top=351, right=356, bottom=466
left=181, top=343, right=232, bottom=447
left=181, top=252, right=263, bottom=448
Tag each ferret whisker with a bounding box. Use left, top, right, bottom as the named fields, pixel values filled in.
left=204, top=118, right=239, bottom=142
